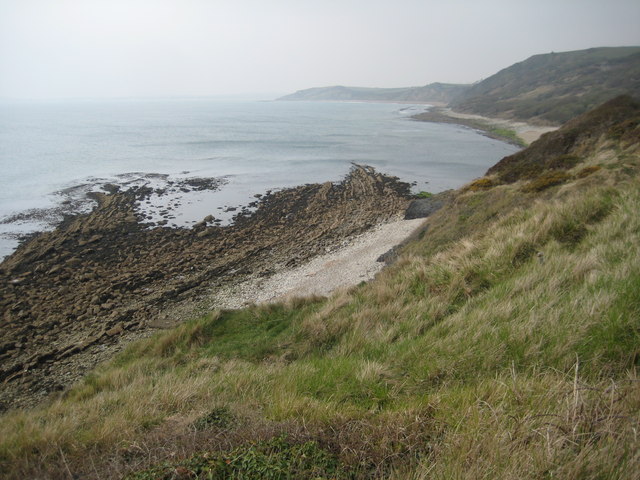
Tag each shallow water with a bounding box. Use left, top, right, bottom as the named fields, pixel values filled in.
left=0, top=99, right=518, bottom=260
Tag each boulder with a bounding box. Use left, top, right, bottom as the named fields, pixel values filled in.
left=404, top=198, right=444, bottom=220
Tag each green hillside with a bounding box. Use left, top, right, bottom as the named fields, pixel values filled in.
left=277, top=83, right=469, bottom=104
left=451, top=47, right=640, bottom=124
left=1, top=97, right=639, bottom=478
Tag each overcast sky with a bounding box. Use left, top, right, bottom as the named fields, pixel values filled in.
left=1, top=0, right=639, bottom=100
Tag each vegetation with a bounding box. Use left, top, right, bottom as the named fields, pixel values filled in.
left=452, top=47, right=640, bottom=124
left=521, top=171, right=571, bottom=192
left=462, top=177, right=497, bottom=192
left=488, top=126, right=527, bottom=146
left=411, top=108, right=527, bottom=146
left=488, top=95, right=640, bottom=183
left=415, top=191, right=434, bottom=198
left=577, top=165, right=602, bottom=178
left=1, top=99, right=639, bottom=479
left=126, top=436, right=343, bottom=480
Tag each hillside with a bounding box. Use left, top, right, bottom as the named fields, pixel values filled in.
left=1, top=96, right=638, bottom=479
left=451, top=46, right=640, bottom=124
left=278, top=47, right=640, bottom=129
left=277, top=82, right=469, bottom=104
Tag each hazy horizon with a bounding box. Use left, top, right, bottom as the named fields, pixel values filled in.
left=1, top=0, right=639, bottom=101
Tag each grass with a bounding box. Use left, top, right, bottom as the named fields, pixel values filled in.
left=413, top=108, right=528, bottom=147
left=126, top=435, right=344, bottom=480
left=522, top=170, right=572, bottom=192
left=451, top=47, right=640, bottom=124
left=488, top=126, right=527, bottom=147
left=1, top=138, right=639, bottom=478
left=462, top=177, right=497, bottom=192
left=415, top=191, right=434, bottom=198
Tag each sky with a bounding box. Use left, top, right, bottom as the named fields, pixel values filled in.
left=1, top=0, right=639, bottom=100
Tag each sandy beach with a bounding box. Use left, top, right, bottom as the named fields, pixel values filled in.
left=440, top=108, right=559, bottom=144
left=413, top=107, right=559, bottom=145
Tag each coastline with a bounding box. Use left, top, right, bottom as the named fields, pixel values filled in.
left=211, top=216, right=426, bottom=309
left=0, top=165, right=428, bottom=410
left=412, top=106, right=559, bottom=146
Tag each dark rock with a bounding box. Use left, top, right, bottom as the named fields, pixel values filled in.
left=103, top=184, right=120, bottom=194
left=377, top=247, right=398, bottom=265
left=404, top=198, right=444, bottom=220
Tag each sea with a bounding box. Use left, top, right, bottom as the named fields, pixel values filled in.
left=0, top=98, right=518, bottom=261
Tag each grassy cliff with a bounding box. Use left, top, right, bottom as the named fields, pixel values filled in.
left=452, top=47, right=640, bottom=125
left=1, top=97, right=639, bottom=479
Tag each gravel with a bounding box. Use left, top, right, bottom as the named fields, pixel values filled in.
left=212, top=217, right=425, bottom=308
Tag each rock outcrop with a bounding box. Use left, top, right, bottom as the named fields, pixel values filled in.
left=0, top=165, right=411, bottom=410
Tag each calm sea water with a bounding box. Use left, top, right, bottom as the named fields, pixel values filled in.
left=0, top=99, right=518, bottom=260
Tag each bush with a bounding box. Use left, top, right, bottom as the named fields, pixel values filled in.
left=415, top=191, right=433, bottom=199
left=192, top=406, right=235, bottom=431
left=126, top=436, right=343, bottom=480
left=522, top=171, right=571, bottom=192
left=464, top=177, right=496, bottom=192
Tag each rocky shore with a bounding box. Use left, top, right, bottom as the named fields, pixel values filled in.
left=0, top=165, right=414, bottom=411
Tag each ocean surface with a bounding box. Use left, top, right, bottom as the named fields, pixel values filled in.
left=0, top=99, right=518, bottom=260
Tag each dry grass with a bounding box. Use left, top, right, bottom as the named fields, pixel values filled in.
left=408, top=370, right=640, bottom=480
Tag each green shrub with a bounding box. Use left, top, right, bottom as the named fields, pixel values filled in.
left=192, top=406, right=235, bottom=431
left=126, top=436, right=344, bottom=480
left=489, top=127, right=527, bottom=146
left=415, top=191, right=433, bottom=198
left=464, top=177, right=496, bottom=192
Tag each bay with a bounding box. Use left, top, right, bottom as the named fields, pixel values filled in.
left=0, top=98, right=518, bottom=260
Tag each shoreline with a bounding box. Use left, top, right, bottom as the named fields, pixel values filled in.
left=412, top=106, right=559, bottom=146
left=0, top=165, right=427, bottom=410
left=210, top=216, right=426, bottom=310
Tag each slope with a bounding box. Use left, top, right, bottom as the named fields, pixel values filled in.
left=451, top=46, right=640, bottom=125
left=1, top=97, right=639, bottom=479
